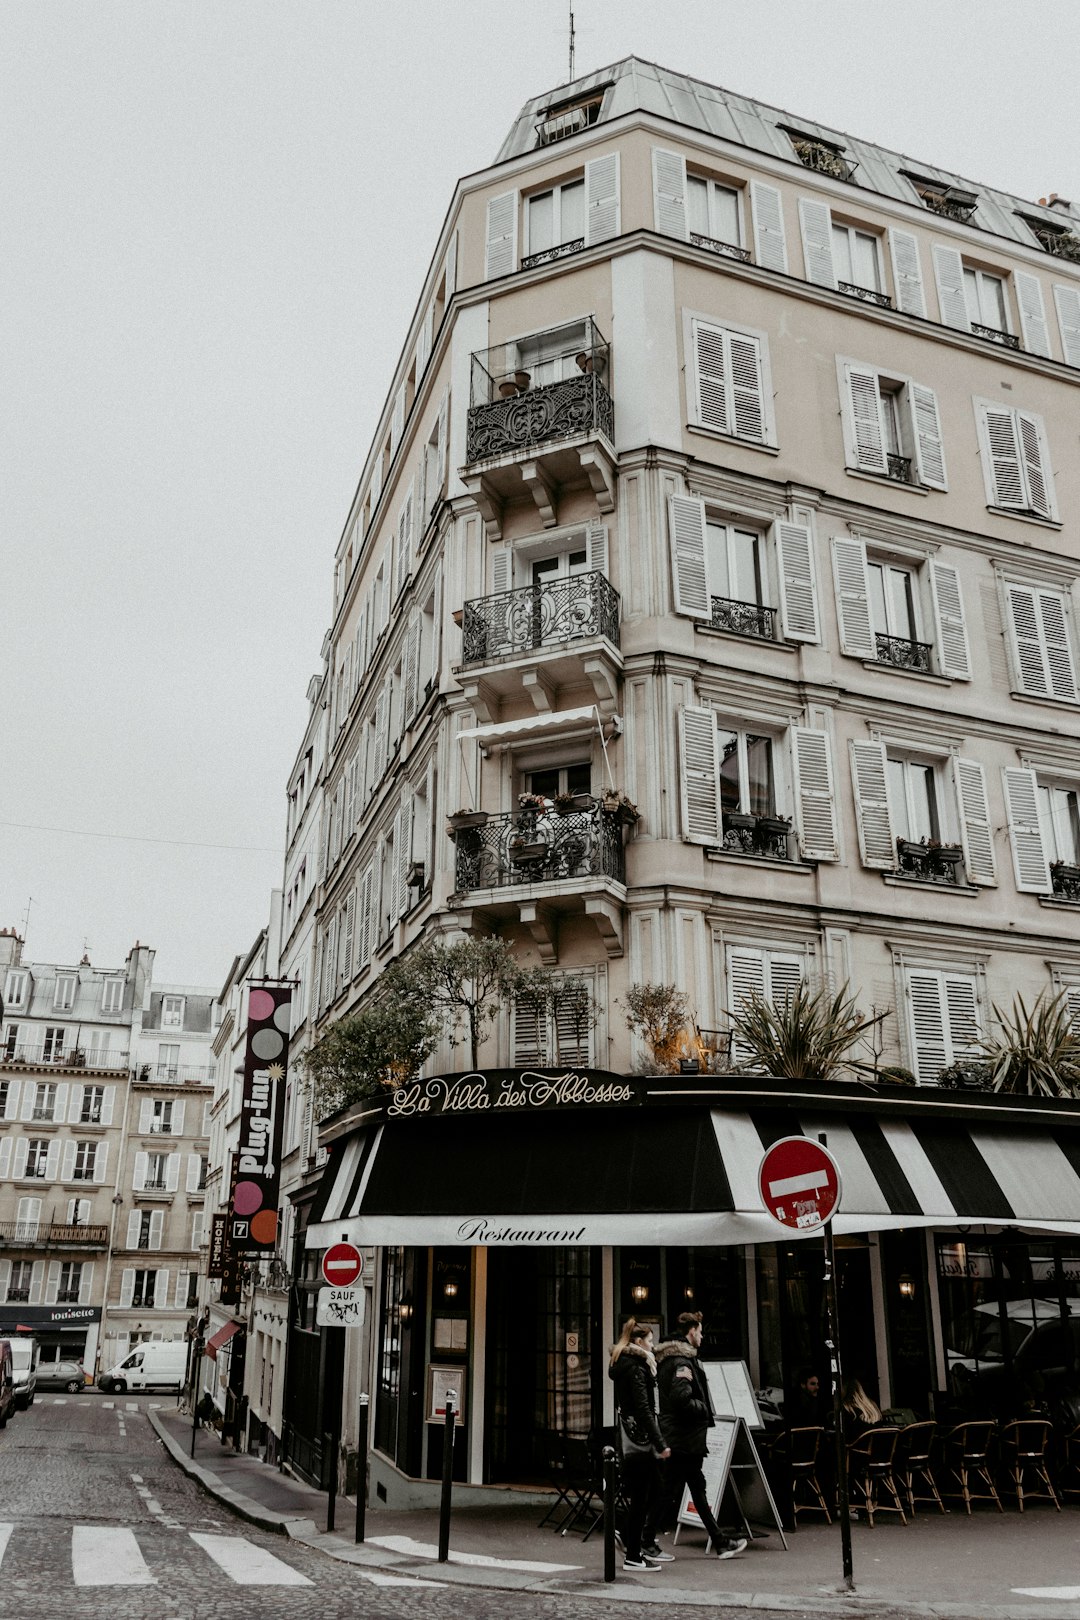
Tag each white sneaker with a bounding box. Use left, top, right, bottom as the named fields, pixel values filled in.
left=623, top=1556, right=662, bottom=1571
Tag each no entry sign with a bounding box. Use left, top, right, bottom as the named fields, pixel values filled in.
left=758, top=1136, right=841, bottom=1231
left=321, top=1241, right=363, bottom=1288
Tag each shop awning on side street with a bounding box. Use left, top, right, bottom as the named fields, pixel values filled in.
left=205, top=1320, right=241, bottom=1361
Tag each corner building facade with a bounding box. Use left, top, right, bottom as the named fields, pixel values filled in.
left=296, top=59, right=1080, bottom=1498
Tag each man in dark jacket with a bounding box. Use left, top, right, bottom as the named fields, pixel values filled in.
left=652, top=1312, right=747, bottom=1558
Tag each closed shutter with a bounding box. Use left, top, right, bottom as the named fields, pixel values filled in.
left=692, top=319, right=729, bottom=435
left=139, top=1099, right=152, bottom=1134
left=78, top=1263, right=94, bottom=1305
left=2, top=1081, right=19, bottom=1121
left=174, top=1273, right=188, bottom=1309
left=850, top=739, right=896, bottom=868
left=909, top=382, right=947, bottom=489
left=952, top=758, right=996, bottom=885
left=28, top=1261, right=44, bottom=1305
left=1002, top=765, right=1051, bottom=892
left=45, top=1140, right=60, bottom=1181
left=19, top=1086, right=33, bottom=1121
left=13, top=1140, right=28, bottom=1178
left=186, top=1154, right=201, bottom=1194
left=391, top=384, right=405, bottom=455
left=395, top=482, right=414, bottom=592
left=585, top=520, right=609, bottom=578
left=156, top=1269, right=170, bottom=1310
left=774, top=521, right=820, bottom=643
left=166, top=1154, right=180, bottom=1193
left=53, top=1083, right=68, bottom=1122
left=373, top=688, right=388, bottom=777
left=149, top=1211, right=164, bottom=1251
left=358, top=863, right=374, bottom=969
left=45, top=1262, right=61, bottom=1306
left=932, top=244, right=969, bottom=330
left=126, top=1212, right=141, bottom=1249
left=101, top=1086, right=115, bottom=1125
left=585, top=153, right=619, bottom=245
left=668, top=494, right=710, bottom=618
left=1017, top=410, right=1053, bottom=519
left=842, top=362, right=888, bottom=474
left=1053, top=284, right=1080, bottom=368
left=728, top=946, right=767, bottom=1065
left=0, top=1140, right=10, bottom=1179
left=944, top=975, right=981, bottom=1058
left=342, top=887, right=356, bottom=981
left=906, top=972, right=949, bottom=1082
left=929, top=561, right=971, bottom=679
left=750, top=181, right=787, bottom=273
left=1016, top=271, right=1052, bottom=356
left=652, top=147, right=688, bottom=239
left=0, top=1261, right=9, bottom=1303
left=888, top=228, right=927, bottom=317
left=554, top=979, right=593, bottom=1065
left=1066, top=987, right=1080, bottom=1034
left=798, top=197, right=835, bottom=288
left=982, top=405, right=1025, bottom=509
left=790, top=727, right=838, bottom=860
left=728, top=331, right=765, bottom=441
left=93, top=1142, right=108, bottom=1184
left=61, top=1141, right=77, bottom=1181
left=120, top=1269, right=135, bottom=1308
left=832, top=537, right=875, bottom=658
left=1037, top=590, right=1077, bottom=700
left=1007, top=585, right=1077, bottom=700
left=513, top=992, right=549, bottom=1067
left=768, top=952, right=804, bottom=1005
left=398, top=794, right=414, bottom=917
left=485, top=191, right=517, bottom=279
left=679, top=706, right=722, bottom=844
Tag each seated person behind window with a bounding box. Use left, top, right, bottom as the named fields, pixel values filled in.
left=787, top=1367, right=827, bottom=1428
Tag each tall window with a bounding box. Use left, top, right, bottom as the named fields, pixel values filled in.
left=132, top=1270, right=156, bottom=1308
left=687, top=175, right=740, bottom=247
left=42, top=1027, right=66, bottom=1062
left=887, top=756, right=943, bottom=844
left=706, top=522, right=764, bottom=607
left=57, top=1263, right=82, bottom=1304
left=964, top=267, right=1009, bottom=332
left=80, top=1086, right=105, bottom=1125
left=101, top=979, right=124, bottom=1013
left=2, top=1028, right=16, bottom=1061
left=525, top=178, right=585, bottom=258
left=15, top=1199, right=41, bottom=1240
left=7, top=1261, right=33, bottom=1303
left=1039, top=786, right=1080, bottom=866
left=72, top=1142, right=98, bottom=1182
left=67, top=1198, right=91, bottom=1226
left=53, top=976, right=76, bottom=1011
left=719, top=731, right=775, bottom=818
left=161, top=996, right=184, bottom=1029
left=184, top=1273, right=199, bottom=1310
left=832, top=222, right=882, bottom=291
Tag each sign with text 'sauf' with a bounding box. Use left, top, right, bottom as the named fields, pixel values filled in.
left=317, top=1286, right=366, bottom=1328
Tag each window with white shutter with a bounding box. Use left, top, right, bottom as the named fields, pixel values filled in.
left=774, top=520, right=820, bottom=644
left=888, top=228, right=926, bottom=318
left=904, top=968, right=982, bottom=1082
left=790, top=728, right=839, bottom=861
left=726, top=945, right=805, bottom=1063
left=686, top=317, right=771, bottom=444
left=750, top=181, right=787, bottom=273
left=952, top=758, right=996, bottom=886
left=799, top=198, right=836, bottom=288
left=1002, top=766, right=1052, bottom=892
left=485, top=191, right=518, bottom=279
left=849, top=739, right=896, bottom=869
left=1053, top=284, right=1080, bottom=368
left=976, top=402, right=1056, bottom=519
left=836, top=358, right=947, bottom=489
left=1005, top=584, right=1077, bottom=701
left=584, top=153, right=620, bottom=245
left=512, top=972, right=595, bottom=1067
left=679, top=706, right=723, bottom=845
left=1015, top=271, right=1052, bottom=356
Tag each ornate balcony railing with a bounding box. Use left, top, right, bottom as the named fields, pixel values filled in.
left=839, top=280, right=893, bottom=308
left=521, top=238, right=585, bottom=270
left=788, top=136, right=857, bottom=184
left=875, top=632, right=933, bottom=673
left=0, top=1220, right=110, bottom=1247
left=133, top=1062, right=214, bottom=1085
left=972, top=322, right=1020, bottom=350
left=721, top=812, right=792, bottom=861
left=1051, top=862, right=1080, bottom=902
left=895, top=840, right=965, bottom=885
left=462, top=570, right=620, bottom=665
left=709, top=596, right=776, bottom=640
left=1, top=1044, right=130, bottom=1071
left=886, top=453, right=915, bottom=484
left=452, top=801, right=625, bottom=895
left=690, top=232, right=751, bottom=263
left=466, top=371, right=613, bottom=464
left=919, top=191, right=978, bottom=225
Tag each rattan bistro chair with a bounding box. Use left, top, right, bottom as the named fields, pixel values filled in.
left=940, top=1420, right=1003, bottom=1514
left=999, top=1419, right=1061, bottom=1512
left=846, top=1427, right=908, bottom=1526
left=776, top=1426, right=832, bottom=1524
left=895, top=1421, right=946, bottom=1516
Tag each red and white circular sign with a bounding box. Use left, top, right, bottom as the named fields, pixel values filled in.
left=322, top=1241, right=363, bottom=1287
left=758, top=1137, right=841, bottom=1231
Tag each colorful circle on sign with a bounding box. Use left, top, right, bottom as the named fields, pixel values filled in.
left=233, top=1180, right=264, bottom=1216
left=248, top=989, right=275, bottom=1022
left=273, top=1000, right=292, bottom=1033
left=250, top=1209, right=278, bottom=1244
left=251, top=1028, right=284, bottom=1060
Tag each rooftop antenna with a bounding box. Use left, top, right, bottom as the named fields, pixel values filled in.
left=568, top=1, right=575, bottom=83
left=19, top=896, right=31, bottom=943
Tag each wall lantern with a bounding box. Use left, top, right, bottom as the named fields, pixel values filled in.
left=898, top=1274, right=916, bottom=1300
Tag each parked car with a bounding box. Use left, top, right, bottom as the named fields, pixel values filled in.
left=35, top=1359, right=87, bottom=1394
left=0, top=1342, right=14, bottom=1428
left=10, top=1338, right=38, bottom=1410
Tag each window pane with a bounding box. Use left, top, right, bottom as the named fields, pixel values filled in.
left=730, top=530, right=761, bottom=604
left=712, top=184, right=740, bottom=246
left=527, top=769, right=560, bottom=798
left=983, top=274, right=1007, bottom=330
left=718, top=731, right=741, bottom=812
left=887, top=568, right=917, bottom=641
left=687, top=176, right=709, bottom=237
left=867, top=563, right=889, bottom=639
left=705, top=522, right=730, bottom=599
left=963, top=267, right=980, bottom=326
left=909, top=765, right=937, bottom=842
left=1065, top=792, right=1080, bottom=865
left=852, top=231, right=880, bottom=290
left=560, top=180, right=585, bottom=243
left=745, top=736, right=774, bottom=817
left=832, top=225, right=854, bottom=283
left=528, top=191, right=554, bottom=254
left=887, top=757, right=910, bottom=840
left=878, top=385, right=903, bottom=457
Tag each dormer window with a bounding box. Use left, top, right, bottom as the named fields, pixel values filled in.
left=781, top=126, right=857, bottom=184
left=902, top=172, right=978, bottom=224
left=535, top=92, right=605, bottom=147
left=1018, top=212, right=1080, bottom=263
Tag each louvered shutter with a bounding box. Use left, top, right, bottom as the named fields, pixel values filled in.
left=120, top=1269, right=135, bottom=1308
left=585, top=153, right=619, bottom=245
left=513, top=992, right=549, bottom=1067
left=101, top=1086, right=115, bottom=1125
left=1065, top=987, right=1080, bottom=1034
left=1053, top=284, right=1080, bottom=367
left=68, top=1085, right=82, bottom=1123
left=728, top=331, right=765, bottom=442
left=28, top=1261, right=44, bottom=1304
left=62, top=1141, right=77, bottom=1181
left=767, top=952, right=804, bottom=1005
left=1007, top=585, right=1049, bottom=694
left=668, top=494, right=710, bottom=618
left=166, top=1154, right=180, bottom=1192
left=20, top=1086, right=34, bottom=1121
left=173, top=1100, right=185, bottom=1135
left=652, top=148, right=688, bottom=239
left=53, top=1083, right=68, bottom=1122
left=139, top=1099, right=152, bottom=1134
left=0, top=1261, right=9, bottom=1303
left=909, top=383, right=947, bottom=490
left=0, top=1141, right=10, bottom=1179
left=952, top=758, right=996, bottom=885
left=156, top=1268, right=170, bottom=1310
left=888, top=228, right=927, bottom=317
left=398, top=794, right=414, bottom=916
left=435, top=387, right=450, bottom=496
left=93, top=1142, right=108, bottom=1184
left=929, top=561, right=971, bottom=679
left=444, top=232, right=457, bottom=301
left=1037, top=590, right=1077, bottom=700
left=1016, top=271, right=1051, bottom=356
left=944, top=975, right=981, bottom=1057
left=692, top=320, right=729, bottom=434
left=395, top=483, right=414, bottom=593
left=45, top=1141, right=60, bottom=1181
left=906, top=971, right=948, bottom=1082
left=750, top=181, right=787, bottom=273
left=358, top=864, right=373, bottom=969
left=485, top=191, right=517, bottom=278
left=403, top=615, right=420, bottom=722
left=727, top=948, right=767, bottom=1065
left=586, top=521, right=609, bottom=579
left=126, top=1211, right=141, bottom=1248
left=850, top=739, right=896, bottom=868
left=981, top=406, right=1025, bottom=508
left=679, top=707, right=722, bottom=844
left=78, top=1262, right=94, bottom=1305
left=186, top=1154, right=201, bottom=1194
left=774, top=520, right=820, bottom=643
left=1002, top=765, right=1051, bottom=891
left=799, top=198, right=836, bottom=288
left=13, top=1140, right=28, bottom=1178
left=790, top=727, right=838, bottom=860
left=1017, top=411, right=1053, bottom=519
left=832, top=537, right=875, bottom=657
left=932, top=244, right=969, bottom=329
left=3, top=1081, right=19, bottom=1121
left=843, top=363, right=888, bottom=473
left=133, top=1150, right=148, bottom=1192
left=149, top=1211, right=164, bottom=1251
left=373, top=688, right=388, bottom=777
left=45, top=1262, right=61, bottom=1306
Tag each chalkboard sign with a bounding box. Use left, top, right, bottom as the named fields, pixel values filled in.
left=703, top=1359, right=765, bottom=1430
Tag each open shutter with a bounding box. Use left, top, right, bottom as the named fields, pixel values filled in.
left=0, top=1141, right=10, bottom=1179
left=172, top=1100, right=185, bottom=1135
left=443, top=232, right=457, bottom=301
left=888, top=228, right=926, bottom=317
left=3, top=1081, right=19, bottom=1121
left=652, top=148, right=688, bottom=239
left=790, top=727, right=838, bottom=860
left=909, top=382, right=947, bottom=490
left=929, top=560, right=971, bottom=679
left=1038, top=591, right=1078, bottom=701
left=358, top=863, right=373, bottom=970
left=668, top=494, right=710, bottom=618
left=126, top=1212, right=141, bottom=1248
left=186, top=1154, right=201, bottom=1193
left=53, top=1083, right=68, bottom=1122
left=679, top=706, right=722, bottom=844
left=585, top=152, right=619, bottom=244
left=0, top=1261, right=9, bottom=1303
left=101, top=1086, right=115, bottom=1125
left=156, top=1268, right=170, bottom=1310
left=1017, top=410, right=1053, bottom=519
left=585, top=520, right=609, bottom=579
left=832, top=537, right=875, bottom=658
left=906, top=972, right=948, bottom=1082
left=166, top=1154, right=180, bottom=1193
left=692, top=319, right=729, bottom=434
left=728, top=331, right=765, bottom=442
left=68, top=1085, right=82, bottom=1124
left=45, top=1140, right=60, bottom=1181
left=13, top=1140, right=28, bottom=1178
left=774, top=520, right=819, bottom=643
left=120, top=1269, right=135, bottom=1308
left=398, top=795, right=414, bottom=917
left=485, top=191, right=517, bottom=279
left=20, top=1086, right=34, bottom=1121
left=944, top=975, right=981, bottom=1058
left=149, top=1211, right=164, bottom=1251
left=139, top=1099, right=152, bottom=1134
left=45, top=1262, right=61, bottom=1306
left=93, top=1142, right=108, bottom=1184
left=28, top=1261, right=44, bottom=1305
left=513, top=990, right=549, bottom=1068
left=1016, top=271, right=1051, bottom=356
left=174, top=1273, right=188, bottom=1309
left=981, top=406, right=1025, bottom=509
left=403, top=615, right=420, bottom=722
left=133, top=1150, right=148, bottom=1192
left=61, top=1141, right=77, bottom=1181
left=798, top=197, right=835, bottom=288
left=750, top=181, right=787, bottom=273
left=435, top=387, right=450, bottom=496
left=849, top=739, right=896, bottom=868
left=395, top=482, right=414, bottom=593
left=1002, top=765, right=1051, bottom=891
left=1053, top=283, right=1080, bottom=367
left=842, top=362, right=888, bottom=474
left=953, top=758, right=996, bottom=885
left=932, top=244, right=969, bottom=329
left=1007, top=584, right=1048, bottom=694
left=79, top=1264, right=94, bottom=1305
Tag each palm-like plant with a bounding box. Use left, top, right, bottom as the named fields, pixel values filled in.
left=728, top=981, right=885, bottom=1082
left=978, top=993, right=1080, bottom=1098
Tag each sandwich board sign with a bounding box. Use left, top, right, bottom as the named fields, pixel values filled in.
left=675, top=1414, right=787, bottom=1549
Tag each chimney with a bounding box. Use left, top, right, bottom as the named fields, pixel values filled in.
left=0, top=929, right=24, bottom=969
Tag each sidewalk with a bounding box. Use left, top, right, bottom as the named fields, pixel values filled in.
left=150, top=1407, right=1080, bottom=1617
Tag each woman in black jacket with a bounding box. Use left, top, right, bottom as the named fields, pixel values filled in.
left=609, top=1319, right=671, bottom=1572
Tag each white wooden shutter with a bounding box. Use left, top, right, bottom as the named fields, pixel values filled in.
left=68, top=1085, right=82, bottom=1123
left=692, top=319, right=729, bottom=435
left=832, top=537, right=875, bottom=658
left=358, top=863, right=374, bottom=969
left=61, top=1141, right=76, bottom=1181
left=45, top=1140, right=60, bottom=1181
left=952, top=758, right=996, bottom=885
left=585, top=153, right=619, bottom=245
left=373, top=687, right=388, bottom=776
left=790, top=727, right=838, bottom=860
left=398, top=794, right=414, bottom=916
left=13, top=1140, right=28, bottom=1178
left=19, top=1086, right=34, bottom=1121
left=120, top=1269, right=135, bottom=1308
left=0, top=1140, right=10, bottom=1179
left=1002, top=765, right=1051, bottom=891
left=929, top=560, right=971, bottom=679
left=28, top=1260, right=44, bottom=1304
left=842, top=362, right=888, bottom=473
left=53, top=1083, right=68, bottom=1122
left=485, top=191, right=517, bottom=279
left=767, top=952, right=804, bottom=1005
left=727, top=947, right=767, bottom=1064
left=513, top=991, right=549, bottom=1067
left=679, top=707, right=722, bottom=844
left=443, top=232, right=457, bottom=301
left=668, top=494, right=710, bottom=618
left=906, top=971, right=948, bottom=1082
left=727, top=331, right=765, bottom=442
left=585, top=520, right=609, bottom=578
left=139, top=1099, right=152, bottom=1134
left=435, top=387, right=450, bottom=495
left=774, top=520, right=820, bottom=643
left=1008, top=585, right=1077, bottom=700
left=909, top=382, right=947, bottom=490
left=1016, top=271, right=1051, bottom=356
left=166, top=1154, right=180, bottom=1193
left=403, top=615, right=420, bottom=721
left=932, top=243, right=969, bottom=329
left=126, top=1212, right=141, bottom=1248
left=980, top=405, right=1024, bottom=508
left=652, top=148, right=688, bottom=239
left=156, top=1268, right=170, bottom=1309
left=172, top=1100, right=185, bottom=1135
left=944, top=974, right=981, bottom=1059
left=1037, top=590, right=1077, bottom=700
left=149, top=1210, right=164, bottom=1251
left=395, top=482, right=414, bottom=592
left=78, top=1263, right=94, bottom=1305
left=186, top=1153, right=201, bottom=1193
left=45, top=1262, right=61, bottom=1306
left=1066, top=988, right=1080, bottom=1035
left=888, top=228, right=927, bottom=317
left=0, top=1261, right=9, bottom=1303
left=750, top=181, right=787, bottom=273
left=799, top=197, right=835, bottom=288
left=101, top=1086, right=115, bottom=1125
left=93, top=1142, right=108, bottom=1184
left=1053, top=283, right=1080, bottom=367
left=850, top=739, right=896, bottom=868
left=3, top=1081, right=19, bottom=1120
left=133, top=1150, right=148, bottom=1191
left=1017, top=410, right=1053, bottom=519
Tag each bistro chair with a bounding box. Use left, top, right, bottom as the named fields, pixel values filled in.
left=998, top=1419, right=1060, bottom=1512
left=940, top=1420, right=1002, bottom=1514
left=538, top=1431, right=578, bottom=1530
left=558, top=1434, right=604, bottom=1538
left=846, top=1427, right=908, bottom=1526
left=775, top=1426, right=832, bottom=1524
left=894, top=1421, right=946, bottom=1516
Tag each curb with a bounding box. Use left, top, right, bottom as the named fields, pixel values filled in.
left=147, top=1408, right=318, bottom=1537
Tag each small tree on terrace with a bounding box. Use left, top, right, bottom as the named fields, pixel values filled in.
left=303, top=997, right=440, bottom=1118
left=387, top=936, right=525, bottom=1069
left=621, top=982, right=690, bottom=1073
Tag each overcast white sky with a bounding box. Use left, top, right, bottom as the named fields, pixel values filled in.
left=3, top=0, right=1077, bottom=988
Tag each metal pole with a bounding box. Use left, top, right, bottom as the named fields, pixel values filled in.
left=602, top=1444, right=617, bottom=1583
left=325, top=1428, right=337, bottom=1533
left=189, top=1343, right=203, bottom=1460
left=437, top=1391, right=456, bottom=1562
left=823, top=1216, right=854, bottom=1590
left=355, top=1394, right=369, bottom=1543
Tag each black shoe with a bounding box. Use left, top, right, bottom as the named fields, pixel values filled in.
left=623, top=1556, right=662, bottom=1571
left=713, top=1536, right=748, bottom=1558
left=641, top=1543, right=675, bottom=1561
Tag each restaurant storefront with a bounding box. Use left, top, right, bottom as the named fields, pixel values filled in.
left=305, top=1070, right=1080, bottom=1498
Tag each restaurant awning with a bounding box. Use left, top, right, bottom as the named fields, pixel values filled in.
left=205, top=1320, right=242, bottom=1360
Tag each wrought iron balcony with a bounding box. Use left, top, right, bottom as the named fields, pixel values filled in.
left=521, top=238, right=585, bottom=270
left=839, top=280, right=892, bottom=308
left=918, top=190, right=978, bottom=225
left=787, top=135, right=858, bottom=183
left=895, top=839, right=964, bottom=885
left=451, top=800, right=625, bottom=895
left=690, top=232, right=750, bottom=263
left=462, top=571, right=619, bottom=666
left=886, top=453, right=915, bottom=485
left=1051, top=862, right=1080, bottom=901
left=466, top=317, right=612, bottom=465
left=709, top=596, right=776, bottom=640
left=1, top=1044, right=129, bottom=1071
left=721, top=811, right=792, bottom=861
left=0, top=1220, right=110, bottom=1248
left=971, top=322, right=1020, bottom=350
left=875, top=632, right=933, bottom=673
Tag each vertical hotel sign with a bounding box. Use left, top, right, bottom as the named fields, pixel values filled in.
left=229, top=984, right=291, bottom=1254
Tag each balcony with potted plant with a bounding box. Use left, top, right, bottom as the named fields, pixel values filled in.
left=1050, top=860, right=1080, bottom=902
left=721, top=810, right=792, bottom=861
left=895, top=836, right=965, bottom=885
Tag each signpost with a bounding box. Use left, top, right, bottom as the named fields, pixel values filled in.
left=319, top=1239, right=363, bottom=1534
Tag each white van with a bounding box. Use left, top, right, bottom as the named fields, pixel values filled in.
left=10, top=1338, right=38, bottom=1410
left=98, top=1341, right=187, bottom=1394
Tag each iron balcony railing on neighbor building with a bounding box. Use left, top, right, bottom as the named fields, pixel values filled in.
left=0, top=1221, right=110, bottom=1248
left=453, top=800, right=625, bottom=895
left=462, top=571, right=620, bottom=665
left=466, top=317, right=612, bottom=464
left=875, top=632, right=933, bottom=673
left=1, top=1044, right=130, bottom=1071
left=709, top=596, right=776, bottom=640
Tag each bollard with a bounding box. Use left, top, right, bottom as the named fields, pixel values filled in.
left=325, top=1429, right=337, bottom=1533
left=602, top=1445, right=617, bottom=1584
left=437, top=1391, right=456, bottom=1563
left=355, top=1394, right=370, bottom=1544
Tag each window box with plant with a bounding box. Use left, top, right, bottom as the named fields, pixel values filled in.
left=600, top=790, right=639, bottom=826
left=447, top=809, right=489, bottom=833
left=554, top=790, right=594, bottom=813
left=895, top=836, right=965, bottom=884
left=1051, top=860, right=1080, bottom=901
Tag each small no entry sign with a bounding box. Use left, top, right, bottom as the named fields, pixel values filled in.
left=321, top=1241, right=363, bottom=1287
left=758, top=1136, right=841, bottom=1231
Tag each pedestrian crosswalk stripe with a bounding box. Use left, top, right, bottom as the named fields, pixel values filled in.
left=73, top=1526, right=156, bottom=1586
left=125, top=1402, right=138, bottom=1412
left=103, top=1401, right=114, bottom=1409
left=0, top=1524, right=12, bottom=1571
left=52, top=1398, right=67, bottom=1405
left=189, top=1533, right=312, bottom=1586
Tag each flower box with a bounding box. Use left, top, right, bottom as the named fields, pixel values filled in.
left=447, top=810, right=489, bottom=833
